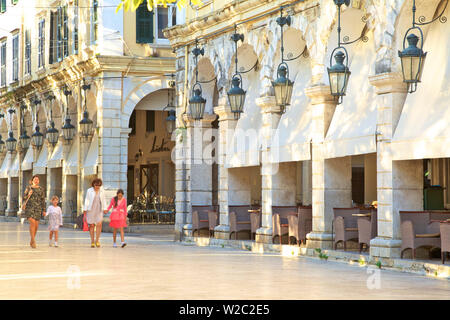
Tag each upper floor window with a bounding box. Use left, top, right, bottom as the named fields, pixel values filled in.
left=136, top=2, right=176, bottom=44
left=49, top=6, right=68, bottom=64
left=0, top=41, right=6, bottom=87
left=91, top=0, right=98, bottom=44
left=155, top=5, right=176, bottom=43
left=146, top=111, right=155, bottom=133
left=73, top=0, right=79, bottom=54
left=12, top=34, right=18, bottom=82
left=24, top=29, right=31, bottom=75
left=38, top=19, right=45, bottom=68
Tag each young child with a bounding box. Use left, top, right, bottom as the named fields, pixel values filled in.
left=46, top=196, right=63, bottom=247
left=106, top=189, right=127, bottom=248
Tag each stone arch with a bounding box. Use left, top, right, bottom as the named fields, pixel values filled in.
left=0, top=116, right=7, bottom=142
left=23, top=107, right=33, bottom=137
left=189, top=57, right=218, bottom=115
left=122, top=75, right=172, bottom=128
left=36, top=102, right=47, bottom=136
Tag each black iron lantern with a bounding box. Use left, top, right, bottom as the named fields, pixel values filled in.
left=79, top=81, right=94, bottom=138
left=6, top=109, right=17, bottom=153
left=228, top=75, right=246, bottom=118
left=328, top=50, right=351, bottom=100
left=18, top=104, right=30, bottom=151
left=227, top=29, right=246, bottom=119
left=165, top=109, right=176, bottom=135
left=46, top=94, right=59, bottom=147
left=31, top=125, right=44, bottom=149
left=6, top=131, right=17, bottom=153
left=396, top=0, right=443, bottom=93
left=327, top=0, right=352, bottom=104
left=189, top=85, right=207, bottom=120
left=189, top=40, right=207, bottom=120
left=19, top=129, right=31, bottom=150
left=46, top=121, right=59, bottom=146
left=398, top=33, right=426, bottom=88
left=0, top=135, right=5, bottom=154
left=272, top=63, right=294, bottom=113
left=272, top=10, right=294, bottom=113
left=62, top=86, right=76, bottom=142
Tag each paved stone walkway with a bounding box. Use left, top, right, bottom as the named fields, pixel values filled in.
left=0, top=222, right=448, bottom=299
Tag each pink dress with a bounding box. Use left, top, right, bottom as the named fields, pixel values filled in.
left=107, top=198, right=128, bottom=228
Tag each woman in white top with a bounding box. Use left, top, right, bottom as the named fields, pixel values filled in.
left=83, top=178, right=108, bottom=248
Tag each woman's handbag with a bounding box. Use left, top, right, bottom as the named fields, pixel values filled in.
left=21, top=189, right=32, bottom=211
left=82, top=213, right=89, bottom=231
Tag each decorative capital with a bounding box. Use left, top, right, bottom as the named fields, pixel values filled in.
left=256, top=96, right=282, bottom=114
left=213, top=105, right=237, bottom=122
left=182, top=113, right=217, bottom=128
left=369, top=72, right=408, bottom=95
left=304, top=85, right=336, bottom=105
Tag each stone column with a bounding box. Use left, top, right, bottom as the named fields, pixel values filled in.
left=6, top=151, right=17, bottom=216
left=302, top=160, right=312, bottom=205
left=213, top=103, right=238, bottom=239
left=305, top=85, right=348, bottom=249
left=255, top=96, right=284, bottom=243
left=46, top=143, right=57, bottom=207
left=61, top=141, right=72, bottom=222
left=369, top=72, right=411, bottom=259
left=181, top=113, right=217, bottom=237
left=98, top=76, right=123, bottom=199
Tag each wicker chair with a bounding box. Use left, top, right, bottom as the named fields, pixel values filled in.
left=440, top=222, right=450, bottom=264
left=272, top=206, right=297, bottom=245
left=333, top=208, right=360, bottom=251
left=249, top=206, right=261, bottom=240
left=357, top=209, right=377, bottom=252
left=228, top=205, right=252, bottom=240
left=192, top=205, right=218, bottom=237
left=400, top=211, right=441, bottom=259
left=287, top=206, right=312, bottom=246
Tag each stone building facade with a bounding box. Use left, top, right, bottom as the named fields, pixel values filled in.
left=0, top=0, right=180, bottom=222
left=165, top=0, right=450, bottom=259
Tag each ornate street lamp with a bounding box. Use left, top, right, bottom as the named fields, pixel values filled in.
left=227, top=28, right=246, bottom=119
left=31, top=97, right=44, bottom=150
left=18, top=104, right=31, bottom=151
left=163, top=76, right=177, bottom=135
left=327, top=0, right=352, bottom=104
left=189, top=40, right=207, bottom=120
left=79, top=80, right=94, bottom=139
left=397, top=0, right=447, bottom=93
left=5, top=109, right=17, bottom=153
left=0, top=114, right=5, bottom=154
left=272, top=10, right=294, bottom=114
left=46, top=94, right=59, bottom=147
left=61, top=86, right=76, bottom=142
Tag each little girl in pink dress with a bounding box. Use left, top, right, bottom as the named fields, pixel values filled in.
left=46, top=196, right=63, bottom=247
left=106, top=189, right=127, bottom=248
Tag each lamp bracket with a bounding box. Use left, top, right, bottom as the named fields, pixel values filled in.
left=285, top=46, right=309, bottom=61
left=82, top=83, right=91, bottom=91
left=192, top=47, right=204, bottom=58
left=341, top=15, right=370, bottom=46
left=276, top=15, right=291, bottom=28
left=231, top=33, right=244, bottom=43
left=334, top=0, right=350, bottom=7
left=416, top=0, right=448, bottom=25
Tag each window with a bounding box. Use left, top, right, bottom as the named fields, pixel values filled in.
left=11, top=0, right=18, bottom=4
left=62, top=5, right=68, bottom=58
left=0, top=0, right=6, bottom=13
left=155, top=5, right=176, bottom=42
left=56, top=7, right=62, bottom=61
left=91, top=0, right=98, bottom=44
left=146, top=111, right=155, bottom=133
left=73, top=0, right=79, bottom=54
left=24, top=29, right=31, bottom=75
left=136, top=2, right=154, bottom=43
left=49, top=11, right=56, bottom=64
left=129, top=110, right=136, bottom=136
left=0, top=41, right=6, bottom=87
left=12, top=34, right=18, bottom=82
left=38, top=19, right=45, bottom=68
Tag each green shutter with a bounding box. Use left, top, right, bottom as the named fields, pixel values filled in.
left=11, top=0, right=18, bottom=5
left=136, top=3, right=154, bottom=43
left=1, top=0, right=6, bottom=13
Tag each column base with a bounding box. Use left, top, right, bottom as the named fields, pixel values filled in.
left=255, top=227, right=272, bottom=244
left=183, top=223, right=193, bottom=237
left=306, top=232, right=334, bottom=250
left=214, top=225, right=230, bottom=240
left=5, top=209, right=17, bottom=217
left=369, top=237, right=402, bottom=259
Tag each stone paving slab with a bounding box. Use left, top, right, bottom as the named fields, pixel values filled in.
left=0, top=222, right=448, bottom=300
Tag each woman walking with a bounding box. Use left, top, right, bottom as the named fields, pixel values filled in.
left=22, top=175, right=46, bottom=248
left=106, top=189, right=127, bottom=248
left=83, top=178, right=107, bottom=248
